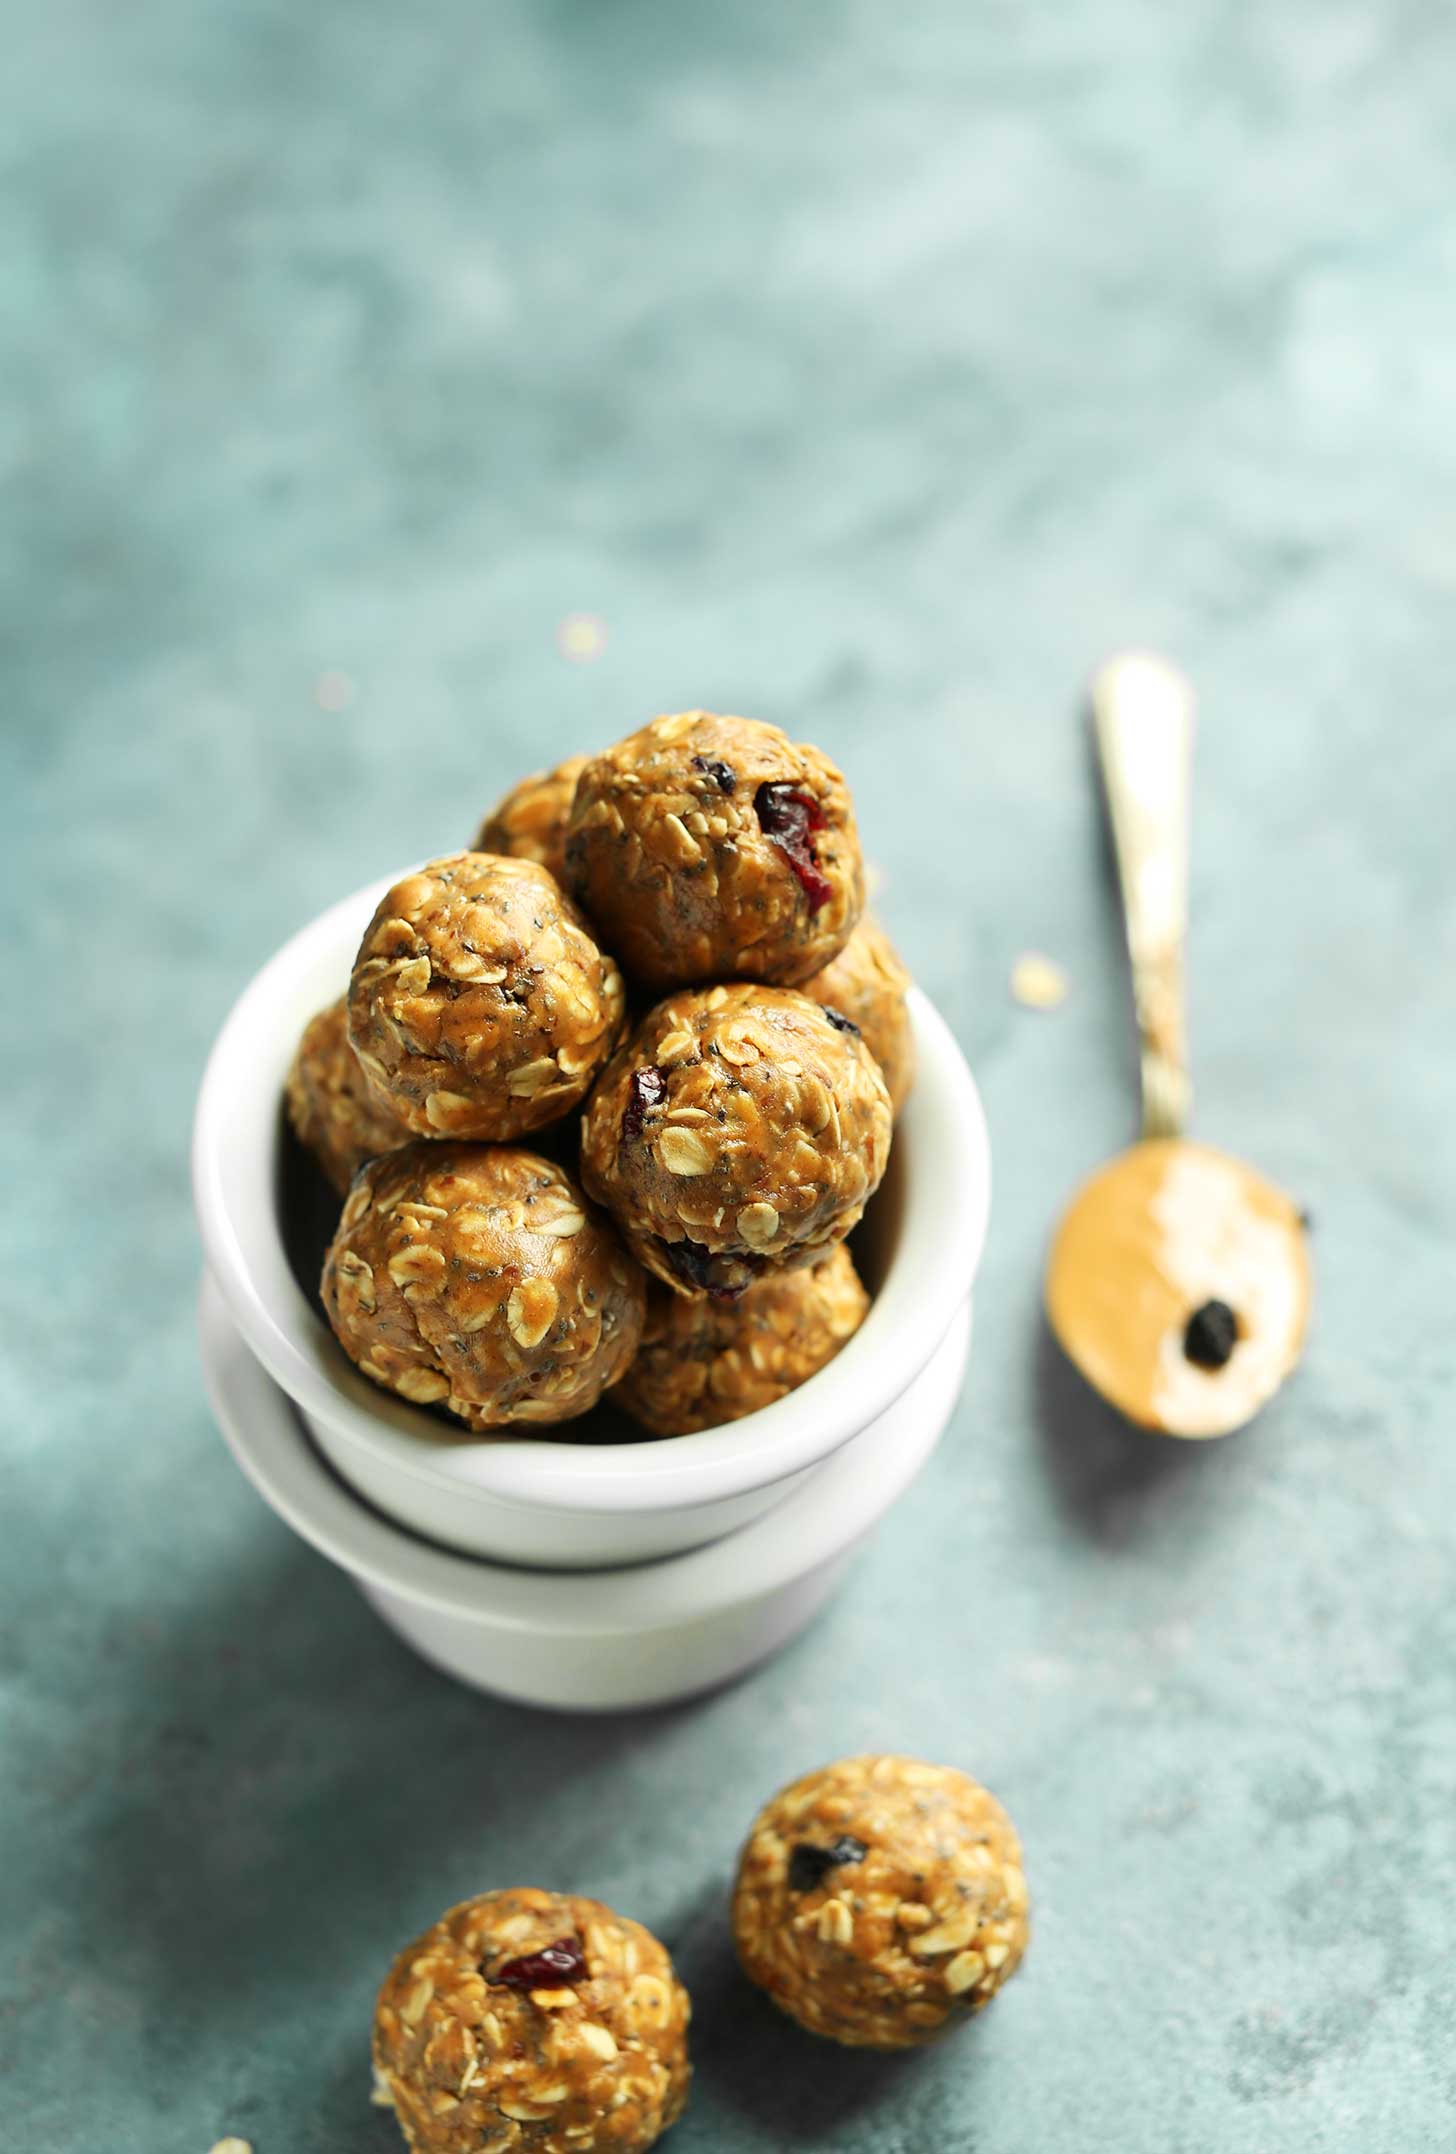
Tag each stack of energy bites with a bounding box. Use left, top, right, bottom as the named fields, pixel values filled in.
left=288, top=711, right=918, bottom=1440
left=285, top=718, right=1028, bottom=2154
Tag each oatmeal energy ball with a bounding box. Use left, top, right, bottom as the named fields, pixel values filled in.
left=285, top=996, right=409, bottom=1194
left=581, top=985, right=892, bottom=1300
left=618, top=1245, right=870, bottom=1436
left=473, top=753, right=589, bottom=886
left=733, top=1755, right=1029, bottom=2049
left=322, top=1144, right=644, bottom=1430
left=801, top=916, right=916, bottom=1118
left=374, top=1888, right=690, bottom=2154
left=565, top=712, right=863, bottom=991
left=348, top=853, right=625, bottom=1143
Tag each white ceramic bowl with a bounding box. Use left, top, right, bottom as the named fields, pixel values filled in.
left=192, top=872, right=990, bottom=1568
left=200, top=1271, right=971, bottom=1712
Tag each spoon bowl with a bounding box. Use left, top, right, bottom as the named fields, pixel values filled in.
left=1047, top=1137, right=1310, bottom=1438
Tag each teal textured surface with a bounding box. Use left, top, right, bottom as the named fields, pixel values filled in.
left=5, top=2, right=1456, bottom=2149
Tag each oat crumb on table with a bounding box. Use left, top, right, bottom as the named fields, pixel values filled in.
left=373, top=1888, right=690, bottom=2154
left=732, top=1754, right=1029, bottom=2048
left=1010, top=951, right=1070, bottom=1010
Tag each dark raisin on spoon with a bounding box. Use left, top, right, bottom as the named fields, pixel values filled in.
left=691, top=754, right=737, bottom=795
left=754, top=781, right=833, bottom=912
left=489, top=1937, right=588, bottom=1992
left=1184, top=1298, right=1239, bottom=1370
left=788, top=1836, right=868, bottom=1893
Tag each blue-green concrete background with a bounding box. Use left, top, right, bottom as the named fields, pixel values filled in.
left=5, top=3, right=1455, bottom=2148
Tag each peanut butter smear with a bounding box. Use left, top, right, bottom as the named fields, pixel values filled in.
left=1046, top=1138, right=1310, bottom=1437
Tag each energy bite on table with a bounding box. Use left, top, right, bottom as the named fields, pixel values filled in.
left=564, top=712, right=863, bottom=991
left=285, top=996, right=410, bottom=1194
left=348, top=853, right=625, bottom=1142
left=373, top=1887, right=690, bottom=2154
left=732, top=1755, right=1029, bottom=2049
left=580, top=985, right=892, bottom=1301
left=800, top=916, right=916, bottom=1118
left=617, top=1246, right=870, bottom=1436
left=473, top=753, right=589, bottom=885
left=321, top=1143, right=644, bottom=1430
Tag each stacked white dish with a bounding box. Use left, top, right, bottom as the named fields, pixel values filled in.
left=192, top=877, right=990, bottom=1710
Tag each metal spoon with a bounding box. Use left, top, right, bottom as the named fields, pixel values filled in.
left=1044, top=652, right=1312, bottom=1437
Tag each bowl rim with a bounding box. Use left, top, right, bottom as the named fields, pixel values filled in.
left=200, top=1269, right=972, bottom=1629
left=191, top=871, right=990, bottom=1515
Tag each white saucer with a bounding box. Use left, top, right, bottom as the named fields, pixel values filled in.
left=200, top=1270, right=972, bottom=1712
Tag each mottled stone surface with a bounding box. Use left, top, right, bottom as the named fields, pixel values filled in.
left=4, top=2, right=1455, bottom=2149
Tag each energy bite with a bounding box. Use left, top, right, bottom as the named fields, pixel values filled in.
left=285, top=996, right=410, bottom=1194
left=580, top=985, right=892, bottom=1300
left=617, top=1246, right=870, bottom=1436
left=321, top=1143, right=644, bottom=1430
left=800, top=916, right=916, bottom=1118
left=564, top=712, right=863, bottom=991
left=373, top=1888, right=690, bottom=2154
left=732, top=1755, right=1029, bottom=2049
left=473, top=753, right=589, bottom=885
left=348, top=853, right=625, bottom=1143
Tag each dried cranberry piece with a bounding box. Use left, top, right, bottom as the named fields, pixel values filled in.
left=1184, top=1298, right=1239, bottom=1370
left=489, top=1937, right=588, bottom=1992
left=788, top=1836, right=868, bottom=1892
left=664, top=1238, right=713, bottom=1291
left=662, top=1237, right=745, bottom=1302
left=622, top=1066, right=666, bottom=1143
left=692, top=753, right=737, bottom=795
left=754, top=782, right=833, bottom=912
left=822, top=1005, right=860, bottom=1036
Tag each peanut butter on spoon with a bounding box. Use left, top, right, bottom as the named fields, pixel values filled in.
left=1045, top=655, right=1311, bottom=1438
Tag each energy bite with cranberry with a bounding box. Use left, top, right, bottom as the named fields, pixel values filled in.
left=732, top=1755, right=1029, bottom=2049
left=473, top=753, right=589, bottom=886
left=348, top=853, right=625, bottom=1143
left=618, top=1246, right=870, bottom=1436
left=580, top=985, right=892, bottom=1300
left=373, top=1887, right=690, bottom=2154
left=321, top=1143, right=644, bottom=1430
left=564, top=712, right=863, bottom=991
left=285, top=996, right=410, bottom=1194
left=800, top=916, right=916, bottom=1118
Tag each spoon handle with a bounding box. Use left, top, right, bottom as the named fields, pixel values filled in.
left=1090, top=651, right=1195, bottom=1140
